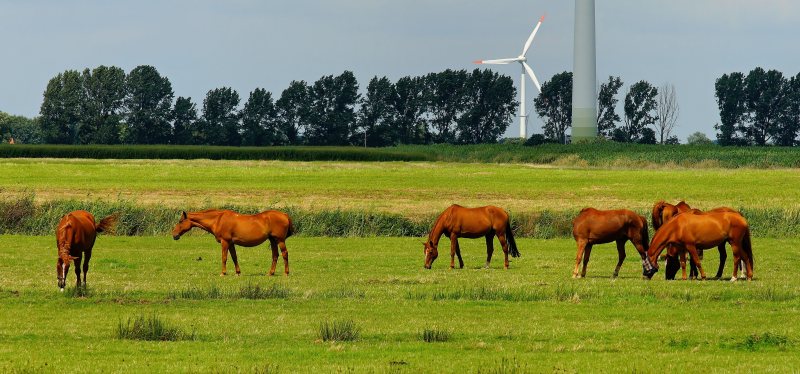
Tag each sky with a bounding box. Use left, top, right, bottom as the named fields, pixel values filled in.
left=1, top=0, right=799, bottom=141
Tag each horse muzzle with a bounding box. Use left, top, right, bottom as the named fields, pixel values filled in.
left=173, top=234, right=180, bottom=240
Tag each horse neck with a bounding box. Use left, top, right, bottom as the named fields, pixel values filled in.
left=188, top=211, right=223, bottom=234
left=428, top=212, right=448, bottom=246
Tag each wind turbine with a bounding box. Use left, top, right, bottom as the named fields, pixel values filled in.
left=474, top=15, right=545, bottom=139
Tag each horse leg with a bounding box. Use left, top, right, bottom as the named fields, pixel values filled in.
left=686, top=244, right=706, bottom=280
left=228, top=244, right=241, bottom=275
left=73, top=256, right=83, bottom=287
left=729, top=240, right=751, bottom=281
left=268, top=238, right=279, bottom=276
left=581, top=244, right=593, bottom=278
left=449, top=234, right=457, bottom=269
left=680, top=250, right=688, bottom=280
left=497, top=232, right=510, bottom=269
left=715, top=244, right=727, bottom=279
left=688, top=250, right=700, bottom=280
left=82, top=251, right=91, bottom=285
left=613, top=239, right=626, bottom=278
left=279, top=240, right=289, bottom=276
left=220, top=241, right=230, bottom=276
left=484, top=235, right=494, bottom=269
left=573, top=239, right=587, bottom=278
left=455, top=238, right=464, bottom=269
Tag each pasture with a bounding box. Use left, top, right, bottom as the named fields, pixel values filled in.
left=1, top=236, right=798, bottom=373
left=1, top=157, right=799, bottom=372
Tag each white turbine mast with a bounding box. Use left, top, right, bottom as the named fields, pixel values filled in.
left=475, top=15, right=545, bottom=139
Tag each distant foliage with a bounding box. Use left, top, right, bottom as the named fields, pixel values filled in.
left=687, top=132, right=713, bottom=145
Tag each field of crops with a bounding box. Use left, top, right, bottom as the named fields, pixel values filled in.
left=1, top=156, right=799, bottom=372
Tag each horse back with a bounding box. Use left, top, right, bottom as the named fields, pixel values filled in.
left=573, top=208, right=641, bottom=243
left=57, top=210, right=98, bottom=254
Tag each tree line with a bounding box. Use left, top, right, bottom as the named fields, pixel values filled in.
left=12, top=66, right=517, bottom=146
left=533, top=72, right=680, bottom=145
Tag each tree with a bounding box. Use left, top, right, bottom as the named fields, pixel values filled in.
left=0, top=112, right=42, bottom=144
left=81, top=65, right=126, bottom=144
left=241, top=88, right=278, bottom=146
left=426, top=69, right=468, bottom=143
left=124, top=65, right=174, bottom=144
left=655, top=83, right=679, bottom=144
left=743, top=67, right=786, bottom=145
left=275, top=81, right=310, bottom=145
left=776, top=72, right=800, bottom=146
left=171, top=96, right=198, bottom=145
left=456, top=69, right=516, bottom=144
left=597, top=76, right=623, bottom=139
left=305, top=71, right=359, bottom=146
left=39, top=70, right=86, bottom=144
left=356, top=76, right=397, bottom=147
left=714, top=72, right=747, bottom=145
left=534, top=71, right=572, bottom=144
left=392, top=76, right=429, bottom=144
left=622, top=81, right=658, bottom=143
left=687, top=131, right=713, bottom=145
left=200, top=87, right=241, bottom=146
left=639, top=127, right=657, bottom=144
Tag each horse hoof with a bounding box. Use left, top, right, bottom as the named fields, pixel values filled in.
left=730, top=277, right=737, bottom=282
left=220, top=273, right=226, bottom=277
left=60, top=288, right=64, bottom=292
left=235, top=273, right=241, bottom=276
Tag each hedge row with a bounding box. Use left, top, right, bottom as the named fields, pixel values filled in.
left=1, top=197, right=798, bottom=238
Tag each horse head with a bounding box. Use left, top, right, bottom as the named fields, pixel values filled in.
left=423, top=240, right=438, bottom=269
left=172, top=211, right=191, bottom=240
left=56, top=254, right=78, bottom=290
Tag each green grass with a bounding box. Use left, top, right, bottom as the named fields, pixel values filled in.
left=1, top=235, right=798, bottom=372
left=1, top=158, right=799, bottom=217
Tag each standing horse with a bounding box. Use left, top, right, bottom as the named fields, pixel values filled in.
left=56, top=210, right=117, bottom=290
left=644, top=211, right=754, bottom=281
left=172, top=209, right=294, bottom=276
left=423, top=205, right=519, bottom=269
left=572, top=208, right=650, bottom=278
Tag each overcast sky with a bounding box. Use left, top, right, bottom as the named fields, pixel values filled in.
left=2, top=1, right=799, bottom=141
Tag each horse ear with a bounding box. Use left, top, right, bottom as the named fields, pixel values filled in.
left=181, top=211, right=188, bottom=220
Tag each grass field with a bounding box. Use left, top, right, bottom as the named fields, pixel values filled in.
left=2, top=158, right=799, bottom=215
left=1, top=235, right=798, bottom=373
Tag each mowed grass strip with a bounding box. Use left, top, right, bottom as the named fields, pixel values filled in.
left=1, top=158, right=799, bottom=215
left=0, top=235, right=798, bottom=372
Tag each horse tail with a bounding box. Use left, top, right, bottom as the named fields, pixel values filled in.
left=651, top=201, right=665, bottom=231
left=639, top=215, right=650, bottom=252
left=742, top=226, right=754, bottom=271
left=286, top=215, right=295, bottom=238
left=505, top=221, right=520, bottom=258
left=95, top=213, right=119, bottom=234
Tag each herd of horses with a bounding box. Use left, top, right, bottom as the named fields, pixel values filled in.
left=53, top=200, right=754, bottom=290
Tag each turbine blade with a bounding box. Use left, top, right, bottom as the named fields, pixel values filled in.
left=522, top=15, right=545, bottom=56
left=475, top=58, right=519, bottom=65
left=522, top=62, right=541, bottom=92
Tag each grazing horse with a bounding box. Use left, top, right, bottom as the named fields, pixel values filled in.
left=172, top=209, right=294, bottom=276
left=644, top=211, right=754, bottom=281
left=572, top=208, right=650, bottom=278
left=423, top=205, right=519, bottom=269
left=55, top=210, right=117, bottom=290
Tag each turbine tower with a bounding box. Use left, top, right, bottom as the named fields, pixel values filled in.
left=475, top=15, right=545, bottom=139
left=572, top=0, right=597, bottom=141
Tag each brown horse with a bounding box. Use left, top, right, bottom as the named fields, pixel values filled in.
left=172, top=209, right=294, bottom=276
left=56, top=210, right=117, bottom=290
left=644, top=211, right=754, bottom=281
left=572, top=208, right=650, bottom=278
left=423, top=205, right=519, bottom=269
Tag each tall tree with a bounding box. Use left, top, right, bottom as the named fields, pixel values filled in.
left=426, top=69, right=468, bottom=143
left=201, top=87, right=241, bottom=146
left=305, top=71, right=359, bottom=146
left=124, top=65, right=174, bottom=144
left=714, top=72, right=747, bottom=145
left=534, top=71, right=572, bottom=144
left=275, top=81, right=310, bottom=145
left=596, top=76, right=623, bottom=139
left=655, top=83, right=679, bottom=144
left=776, top=72, right=800, bottom=146
left=81, top=66, right=126, bottom=144
left=457, top=69, right=516, bottom=144
left=356, top=76, right=396, bottom=147
left=743, top=67, right=786, bottom=145
left=39, top=70, right=86, bottom=144
left=171, top=96, right=198, bottom=145
left=240, top=88, right=279, bottom=146
left=0, top=112, right=42, bottom=144
left=622, top=81, right=658, bottom=143
left=392, top=76, right=429, bottom=144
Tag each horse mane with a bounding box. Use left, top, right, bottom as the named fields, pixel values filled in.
left=651, top=201, right=667, bottom=230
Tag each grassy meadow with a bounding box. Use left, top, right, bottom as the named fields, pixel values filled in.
left=1, top=156, right=799, bottom=372
left=1, top=236, right=798, bottom=373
